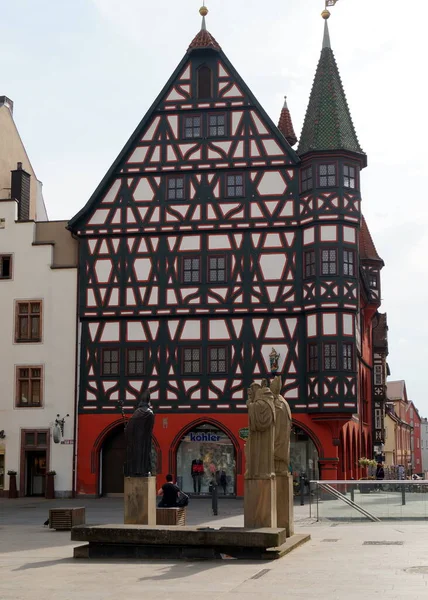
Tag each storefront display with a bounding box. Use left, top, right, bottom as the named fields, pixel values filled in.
left=290, top=426, right=319, bottom=485
left=176, top=424, right=236, bottom=495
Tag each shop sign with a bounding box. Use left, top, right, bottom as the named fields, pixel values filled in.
left=239, top=427, right=249, bottom=441
left=189, top=432, right=221, bottom=442
left=60, top=439, right=74, bottom=445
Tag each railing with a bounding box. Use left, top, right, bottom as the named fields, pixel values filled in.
left=309, top=480, right=428, bottom=522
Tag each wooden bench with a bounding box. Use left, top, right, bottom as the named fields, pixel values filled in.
left=49, top=507, right=86, bottom=530
left=156, top=507, right=186, bottom=526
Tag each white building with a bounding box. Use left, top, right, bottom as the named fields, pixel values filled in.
left=0, top=97, right=77, bottom=497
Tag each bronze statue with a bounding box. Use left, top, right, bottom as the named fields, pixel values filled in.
left=245, top=379, right=276, bottom=479
left=124, top=390, right=154, bottom=477
left=270, top=376, right=292, bottom=475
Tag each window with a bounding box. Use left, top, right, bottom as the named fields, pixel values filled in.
left=183, top=348, right=201, bottom=374
left=343, top=343, right=353, bottom=371
left=15, top=301, right=42, bottom=342
left=301, top=166, right=313, bottom=193
left=304, top=250, right=316, bottom=278
left=183, top=256, right=200, bottom=284
left=344, top=165, right=356, bottom=189
left=369, top=273, right=378, bottom=289
left=323, top=343, right=337, bottom=370
left=209, top=114, right=226, bottom=137
left=209, top=347, right=227, bottom=373
left=319, top=164, right=336, bottom=187
left=197, top=66, right=212, bottom=98
left=374, top=364, right=383, bottom=386
left=208, top=255, right=226, bottom=283
left=167, top=176, right=184, bottom=201
left=184, top=115, right=201, bottom=139
left=127, top=349, right=145, bottom=376
left=321, top=249, right=337, bottom=275
left=16, top=367, right=42, bottom=406
left=308, top=344, right=318, bottom=371
left=102, top=349, right=120, bottom=376
left=226, top=173, right=244, bottom=198
left=0, top=255, right=11, bottom=279
left=343, top=249, right=355, bottom=277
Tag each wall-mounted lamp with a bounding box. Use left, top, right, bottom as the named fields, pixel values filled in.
left=0, top=430, right=5, bottom=439
left=53, top=414, right=70, bottom=444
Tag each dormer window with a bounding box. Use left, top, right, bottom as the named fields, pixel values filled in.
left=319, top=164, right=336, bottom=187
left=369, top=273, right=378, bottom=289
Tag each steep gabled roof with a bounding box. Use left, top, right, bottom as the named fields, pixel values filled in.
left=278, top=97, right=297, bottom=147
left=297, top=18, right=365, bottom=159
left=387, top=380, right=407, bottom=402
left=360, top=216, right=384, bottom=264
left=69, top=20, right=300, bottom=230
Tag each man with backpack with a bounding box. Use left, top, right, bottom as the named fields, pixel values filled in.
left=157, top=474, right=189, bottom=507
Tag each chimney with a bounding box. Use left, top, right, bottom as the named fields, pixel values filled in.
left=11, top=162, right=31, bottom=221
left=0, top=96, right=14, bottom=115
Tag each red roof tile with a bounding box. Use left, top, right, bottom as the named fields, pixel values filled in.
left=278, top=97, right=297, bottom=147
left=360, top=216, right=383, bottom=263
left=188, top=29, right=221, bottom=51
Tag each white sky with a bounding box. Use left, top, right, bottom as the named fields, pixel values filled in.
left=1, top=0, right=427, bottom=413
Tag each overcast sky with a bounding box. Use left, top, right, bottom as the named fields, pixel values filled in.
left=1, top=0, right=427, bottom=414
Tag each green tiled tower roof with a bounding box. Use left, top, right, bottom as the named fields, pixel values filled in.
left=297, top=20, right=365, bottom=157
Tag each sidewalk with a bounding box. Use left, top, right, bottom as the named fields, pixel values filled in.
left=1, top=497, right=428, bottom=599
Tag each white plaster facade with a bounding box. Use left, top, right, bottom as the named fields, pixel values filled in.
left=0, top=200, right=77, bottom=496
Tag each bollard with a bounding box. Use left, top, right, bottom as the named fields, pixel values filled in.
left=300, top=474, right=305, bottom=506
left=401, top=486, right=406, bottom=506
left=351, top=487, right=355, bottom=503
left=211, top=482, right=218, bottom=516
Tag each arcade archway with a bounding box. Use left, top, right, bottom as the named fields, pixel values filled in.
left=290, top=425, right=320, bottom=481
left=100, top=425, right=158, bottom=496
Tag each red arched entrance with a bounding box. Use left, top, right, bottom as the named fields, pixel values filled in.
left=170, top=419, right=241, bottom=497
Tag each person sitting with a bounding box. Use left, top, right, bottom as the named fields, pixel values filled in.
left=157, top=474, right=180, bottom=508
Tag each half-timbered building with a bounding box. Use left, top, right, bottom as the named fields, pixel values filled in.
left=69, top=10, right=384, bottom=495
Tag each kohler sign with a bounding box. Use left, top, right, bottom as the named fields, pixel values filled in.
left=189, top=432, right=221, bottom=442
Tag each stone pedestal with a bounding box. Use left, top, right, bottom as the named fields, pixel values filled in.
left=276, top=474, right=294, bottom=537
left=244, top=477, right=277, bottom=529
left=124, top=476, right=156, bottom=525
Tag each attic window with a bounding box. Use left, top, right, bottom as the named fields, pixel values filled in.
left=197, top=66, right=212, bottom=99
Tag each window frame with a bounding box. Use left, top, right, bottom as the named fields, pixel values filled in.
left=15, top=300, right=42, bottom=343
left=304, top=250, right=316, bottom=278
left=183, top=114, right=202, bottom=140
left=208, top=112, right=227, bottom=137
left=343, top=343, right=354, bottom=371
left=15, top=365, right=43, bottom=408
left=301, top=166, right=313, bottom=193
left=318, top=162, right=337, bottom=188
left=308, top=343, right=318, bottom=372
left=182, top=346, right=202, bottom=375
left=225, top=172, right=245, bottom=199
left=323, top=343, right=338, bottom=371
left=343, top=163, right=358, bottom=189
left=0, top=254, right=12, bottom=279
left=369, top=272, right=378, bottom=289
left=166, top=175, right=185, bottom=201
left=197, top=65, right=213, bottom=99
left=126, top=348, right=146, bottom=377
left=321, top=248, right=338, bottom=276
left=181, top=255, right=201, bottom=285
left=101, top=347, right=120, bottom=377
left=208, top=254, right=227, bottom=284
left=343, top=248, right=356, bottom=277
left=208, top=345, right=228, bottom=374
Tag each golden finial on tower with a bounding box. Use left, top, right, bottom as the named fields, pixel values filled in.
left=200, top=4, right=208, bottom=18
left=321, top=9, right=330, bottom=19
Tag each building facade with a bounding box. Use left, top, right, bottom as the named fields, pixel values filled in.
left=69, top=14, right=384, bottom=496
left=372, top=312, right=388, bottom=462
left=408, top=401, right=422, bottom=474
left=421, top=418, right=428, bottom=474
left=0, top=100, right=78, bottom=497
left=385, top=381, right=413, bottom=472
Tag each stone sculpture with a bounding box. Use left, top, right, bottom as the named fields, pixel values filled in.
left=124, top=390, right=154, bottom=477
left=245, top=379, right=276, bottom=479
left=270, top=376, right=292, bottom=476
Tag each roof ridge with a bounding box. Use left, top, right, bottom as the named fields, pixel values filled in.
left=360, top=215, right=383, bottom=263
